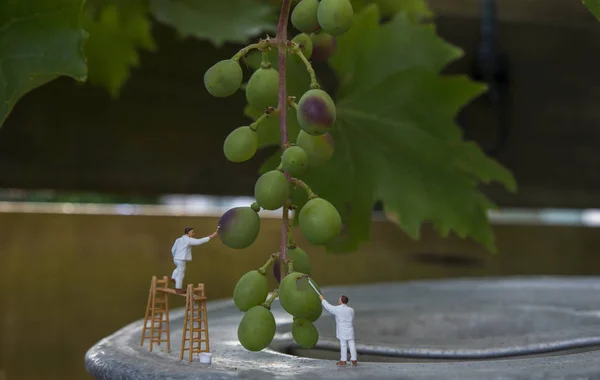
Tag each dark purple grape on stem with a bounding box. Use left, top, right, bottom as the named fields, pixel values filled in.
left=273, top=257, right=281, bottom=283
left=297, top=89, right=336, bottom=135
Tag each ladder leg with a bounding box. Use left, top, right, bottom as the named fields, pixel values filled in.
left=149, top=277, right=158, bottom=352
left=139, top=276, right=155, bottom=347
left=163, top=277, right=171, bottom=352
left=180, top=289, right=190, bottom=360
left=188, top=285, right=194, bottom=362
left=202, top=299, right=210, bottom=352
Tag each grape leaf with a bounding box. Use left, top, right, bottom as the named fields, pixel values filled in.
left=0, top=0, right=87, bottom=128
left=83, top=2, right=156, bottom=97
left=149, top=0, right=277, bottom=47
left=267, top=6, right=516, bottom=253
left=584, top=0, right=600, bottom=21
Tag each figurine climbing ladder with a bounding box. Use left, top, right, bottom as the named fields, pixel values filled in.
left=180, top=283, right=210, bottom=362
left=140, top=276, right=171, bottom=352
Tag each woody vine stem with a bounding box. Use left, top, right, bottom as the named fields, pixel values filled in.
left=277, top=0, right=293, bottom=278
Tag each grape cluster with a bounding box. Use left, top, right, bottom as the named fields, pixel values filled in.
left=203, top=0, right=354, bottom=353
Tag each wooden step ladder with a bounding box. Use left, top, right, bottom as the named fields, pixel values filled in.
left=140, top=276, right=171, bottom=352
left=180, top=283, right=210, bottom=362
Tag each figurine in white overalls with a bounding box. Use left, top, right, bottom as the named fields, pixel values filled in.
left=170, top=227, right=218, bottom=294
left=320, top=294, right=358, bottom=366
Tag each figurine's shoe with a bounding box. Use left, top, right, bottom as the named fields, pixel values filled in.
left=175, top=288, right=186, bottom=294
left=336, top=361, right=347, bottom=366
left=351, top=360, right=358, bottom=367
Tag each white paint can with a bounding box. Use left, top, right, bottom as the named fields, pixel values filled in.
left=199, top=352, right=212, bottom=365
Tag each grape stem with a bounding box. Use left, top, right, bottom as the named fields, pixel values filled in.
left=285, top=203, right=295, bottom=245
left=263, top=289, right=280, bottom=309
left=287, top=42, right=320, bottom=89
left=258, top=252, right=281, bottom=275
left=276, top=0, right=293, bottom=279
left=286, top=260, right=295, bottom=274
left=249, top=107, right=277, bottom=131
left=231, top=39, right=273, bottom=61
left=292, top=178, right=317, bottom=199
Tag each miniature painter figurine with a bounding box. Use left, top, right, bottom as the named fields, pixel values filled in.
left=320, top=294, right=358, bottom=367
left=171, top=227, right=218, bottom=294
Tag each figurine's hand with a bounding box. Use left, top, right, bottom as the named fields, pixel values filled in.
left=319, top=295, right=324, bottom=301
left=209, top=230, right=218, bottom=239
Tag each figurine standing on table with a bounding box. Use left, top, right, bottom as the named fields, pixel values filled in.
left=170, top=227, right=218, bottom=294
left=319, top=294, right=358, bottom=367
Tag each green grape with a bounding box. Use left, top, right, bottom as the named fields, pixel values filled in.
left=246, top=67, right=280, bottom=111
left=223, top=126, right=258, bottom=163
left=304, top=298, right=323, bottom=322
left=317, top=0, right=354, bottom=36
left=204, top=59, right=243, bottom=97
left=310, top=32, right=337, bottom=61
left=298, top=197, right=342, bottom=245
left=281, top=146, right=308, bottom=176
left=292, top=33, right=313, bottom=61
left=254, top=170, right=290, bottom=210
left=297, top=89, right=336, bottom=136
left=292, top=318, right=319, bottom=348
left=237, top=305, right=276, bottom=351
left=291, top=0, right=320, bottom=34
left=278, top=272, right=322, bottom=321
left=218, top=207, right=260, bottom=249
left=233, top=270, right=269, bottom=312
left=287, top=246, right=311, bottom=275
left=296, top=130, right=334, bottom=166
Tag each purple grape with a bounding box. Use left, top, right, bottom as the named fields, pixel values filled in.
left=218, top=207, right=260, bottom=249
left=297, top=89, right=336, bottom=136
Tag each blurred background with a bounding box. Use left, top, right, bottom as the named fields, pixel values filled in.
left=2, top=0, right=600, bottom=379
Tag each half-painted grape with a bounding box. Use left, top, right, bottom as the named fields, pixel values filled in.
left=223, top=126, right=258, bottom=163
left=291, top=0, right=320, bottom=34
left=292, top=318, right=319, bottom=348
left=246, top=67, right=279, bottom=111
left=297, top=89, right=336, bottom=136
left=282, top=146, right=308, bottom=176
left=287, top=246, right=311, bottom=275
left=298, top=198, right=342, bottom=245
left=317, top=0, right=354, bottom=36
left=310, top=32, right=337, bottom=61
left=218, top=207, right=260, bottom=249
left=254, top=170, right=290, bottom=210
left=296, top=130, right=334, bottom=166
left=238, top=305, right=276, bottom=351
left=278, top=272, right=322, bottom=320
left=233, top=270, right=269, bottom=312
left=292, top=33, right=313, bottom=60
left=204, top=59, right=243, bottom=97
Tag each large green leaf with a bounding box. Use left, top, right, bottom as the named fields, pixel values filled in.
left=83, top=1, right=156, bottom=97
left=149, top=0, right=277, bottom=47
left=0, top=0, right=87, bottom=127
left=584, top=0, right=600, bottom=21
left=262, top=6, right=516, bottom=253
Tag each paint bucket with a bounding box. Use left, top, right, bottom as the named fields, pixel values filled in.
left=199, top=352, right=212, bottom=365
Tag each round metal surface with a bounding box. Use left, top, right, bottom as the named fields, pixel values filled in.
left=85, top=276, right=600, bottom=379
